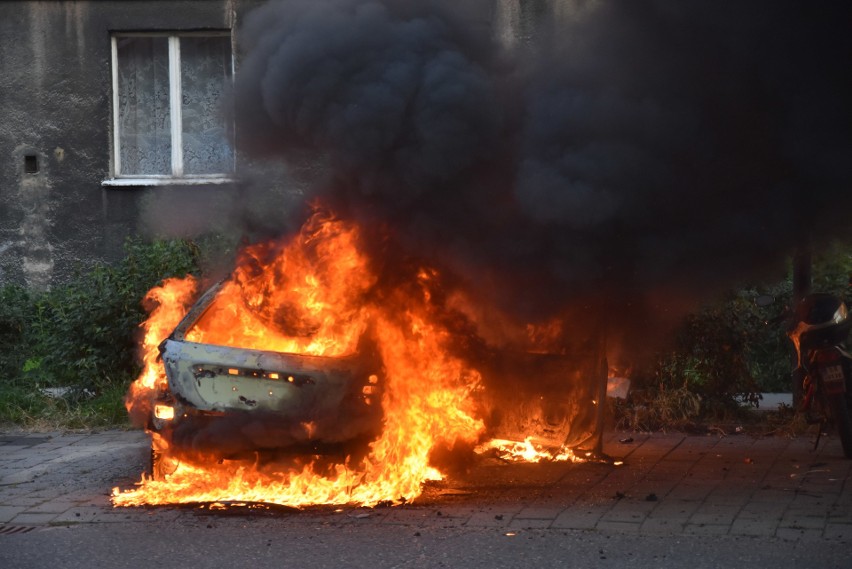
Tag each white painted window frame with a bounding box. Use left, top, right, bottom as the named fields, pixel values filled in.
left=104, top=31, right=235, bottom=187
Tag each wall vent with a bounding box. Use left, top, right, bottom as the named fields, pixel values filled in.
left=24, top=154, right=39, bottom=174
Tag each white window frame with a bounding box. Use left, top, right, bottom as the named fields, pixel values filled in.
left=104, top=31, right=235, bottom=187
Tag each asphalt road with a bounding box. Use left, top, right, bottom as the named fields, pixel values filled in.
left=3, top=520, right=847, bottom=569
left=1, top=429, right=850, bottom=568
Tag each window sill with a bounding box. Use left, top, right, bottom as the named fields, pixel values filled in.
left=102, top=177, right=235, bottom=188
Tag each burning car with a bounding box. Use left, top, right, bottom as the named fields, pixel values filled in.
left=146, top=279, right=385, bottom=478
left=117, top=212, right=605, bottom=506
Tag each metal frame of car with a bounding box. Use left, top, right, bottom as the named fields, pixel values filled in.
left=149, top=280, right=384, bottom=457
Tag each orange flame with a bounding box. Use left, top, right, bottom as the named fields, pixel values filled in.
left=114, top=210, right=487, bottom=508
left=185, top=212, right=373, bottom=357
left=475, top=437, right=584, bottom=463
left=124, top=276, right=197, bottom=423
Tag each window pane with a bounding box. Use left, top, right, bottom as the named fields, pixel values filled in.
left=180, top=36, right=234, bottom=175
left=116, top=37, right=172, bottom=176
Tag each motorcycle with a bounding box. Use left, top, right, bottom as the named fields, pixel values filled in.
left=783, top=293, right=852, bottom=458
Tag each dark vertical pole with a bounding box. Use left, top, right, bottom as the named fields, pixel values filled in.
left=593, top=347, right=607, bottom=456
left=791, top=246, right=811, bottom=405
left=588, top=323, right=608, bottom=457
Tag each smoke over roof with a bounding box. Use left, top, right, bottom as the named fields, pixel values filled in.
left=232, top=0, right=852, bottom=331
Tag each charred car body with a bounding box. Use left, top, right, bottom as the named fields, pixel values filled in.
left=149, top=281, right=385, bottom=472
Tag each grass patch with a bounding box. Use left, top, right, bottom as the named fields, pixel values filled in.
left=0, top=383, right=131, bottom=431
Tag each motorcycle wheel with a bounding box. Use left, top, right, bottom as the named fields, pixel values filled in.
left=828, top=393, right=852, bottom=459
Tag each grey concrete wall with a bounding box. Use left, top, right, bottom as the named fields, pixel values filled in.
left=0, top=0, right=262, bottom=289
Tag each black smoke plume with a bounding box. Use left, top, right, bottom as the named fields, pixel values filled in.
left=233, top=0, right=852, bottom=344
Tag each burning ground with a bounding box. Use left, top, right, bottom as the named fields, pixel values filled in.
left=118, top=0, right=852, bottom=507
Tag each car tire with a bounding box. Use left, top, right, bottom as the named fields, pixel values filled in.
left=151, top=446, right=180, bottom=480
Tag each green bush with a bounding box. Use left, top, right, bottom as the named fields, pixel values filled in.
left=620, top=242, right=852, bottom=430
left=0, top=238, right=202, bottom=428
left=0, top=284, right=34, bottom=382
left=29, top=238, right=200, bottom=391
left=811, top=241, right=852, bottom=297
left=0, top=383, right=131, bottom=430
left=618, top=292, right=785, bottom=430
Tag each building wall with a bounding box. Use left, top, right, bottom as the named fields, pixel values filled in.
left=0, top=0, right=262, bottom=289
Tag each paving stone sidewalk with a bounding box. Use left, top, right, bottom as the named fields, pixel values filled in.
left=1, top=429, right=850, bottom=540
